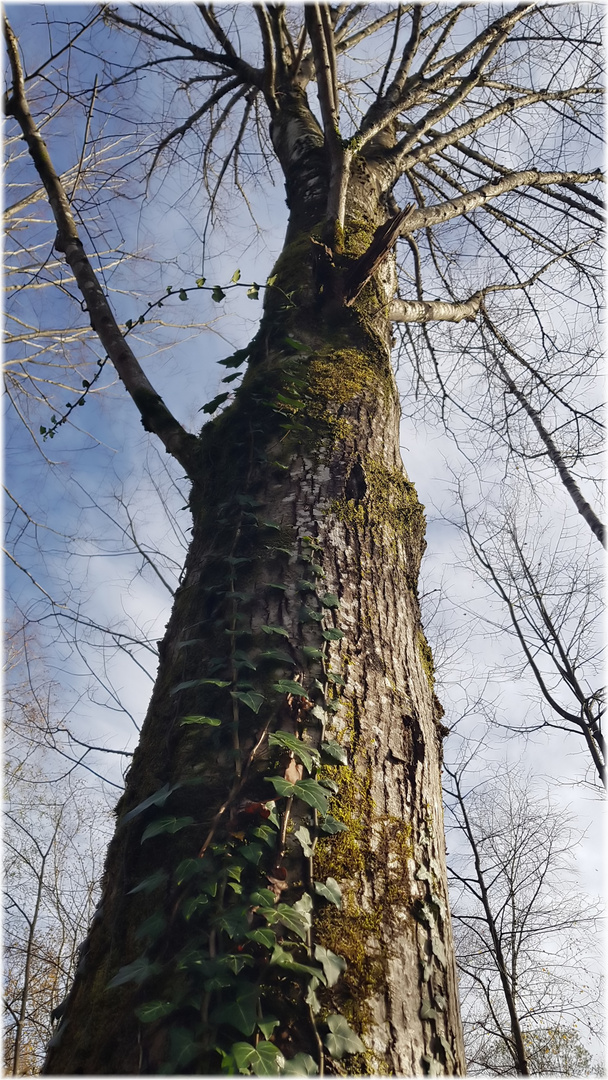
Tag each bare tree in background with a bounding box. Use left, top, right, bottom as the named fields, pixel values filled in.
left=4, top=666, right=111, bottom=1075
left=3, top=4, right=603, bottom=1075
left=446, top=764, right=603, bottom=1075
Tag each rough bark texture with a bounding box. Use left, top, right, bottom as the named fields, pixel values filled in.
left=43, top=133, right=464, bottom=1078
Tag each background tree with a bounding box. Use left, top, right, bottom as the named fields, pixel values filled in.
left=445, top=764, right=603, bottom=1076
left=3, top=4, right=603, bottom=1077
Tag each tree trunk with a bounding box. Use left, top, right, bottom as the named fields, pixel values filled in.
left=43, top=151, right=464, bottom=1076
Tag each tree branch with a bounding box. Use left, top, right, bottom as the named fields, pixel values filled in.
left=4, top=15, right=199, bottom=478
left=400, top=168, right=603, bottom=237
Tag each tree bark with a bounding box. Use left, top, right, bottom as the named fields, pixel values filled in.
left=43, top=143, right=464, bottom=1078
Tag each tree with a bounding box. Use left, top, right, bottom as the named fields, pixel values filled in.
left=445, top=765, right=603, bottom=1075
left=3, top=656, right=110, bottom=1075
left=3, top=5, right=602, bottom=1075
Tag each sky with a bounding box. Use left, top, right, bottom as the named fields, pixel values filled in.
left=4, top=1, right=604, bottom=1060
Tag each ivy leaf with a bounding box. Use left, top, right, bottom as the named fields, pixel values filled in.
left=128, top=869, right=168, bottom=894
left=180, top=715, right=222, bottom=727
left=272, top=680, right=311, bottom=699
left=249, top=887, right=276, bottom=908
left=212, top=989, right=259, bottom=1034
left=321, top=593, right=340, bottom=609
left=201, top=392, right=230, bottom=414
left=135, top=913, right=167, bottom=942
left=293, top=892, right=313, bottom=916
left=257, top=1017, right=279, bottom=1040
left=318, top=815, right=348, bottom=835
left=320, top=740, right=348, bottom=766
left=232, top=1040, right=284, bottom=1076
left=218, top=346, right=250, bottom=368
left=231, top=690, right=264, bottom=713
left=261, top=625, right=289, bottom=638
left=222, top=371, right=242, bottom=384
left=179, top=289, right=188, bottom=301
left=167, top=1027, right=201, bottom=1070
left=122, top=782, right=181, bottom=823
left=247, top=283, right=260, bottom=300
left=196, top=277, right=206, bottom=287
left=326, top=671, right=346, bottom=686
left=314, top=877, right=342, bottom=907
left=135, top=1000, right=176, bottom=1023
left=282, top=1053, right=318, bottom=1075
left=284, top=337, right=308, bottom=352
left=294, top=826, right=314, bottom=857
left=107, top=957, right=161, bottom=989
left=170, top=677, right=231, bottom=694
left=292, top=779, right=329, bottom=814
left=245, top=927, right=276, bottom=948
left=182, top=894, right=210, bottom=920
left=324, top=1014, right=365, bottom=1058
left=269, top=732, right=319, bottom=774
left=264, top=904, right=310, bottom=942
left=269, top=945, right=326, bottom=983
left=314, top=945, right=347, bottom=987
left=141, top=816, right=194, bottom=842
left=265, top=776, right=296, bottom=799
left=231, top=269, right=241, bottom=283
left=299, top=608, right=324, bottom=623
left=305, top=976, right=321, bottom=1015
left=259, top=649, right=294, bottom=664
left=212, top=285, right=226, bottom=302
left=238, top=842, right=263, bottom=865
left=302, top=646, right=323, bottom=661
left=321, top=628, right=345, bottom=641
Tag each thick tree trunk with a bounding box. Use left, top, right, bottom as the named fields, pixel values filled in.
left=44, top=159, right=464, bottom=1076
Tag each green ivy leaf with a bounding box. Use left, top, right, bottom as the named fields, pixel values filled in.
left=266, top=274, right=277, bottom=287
left=249, top=888, right=276, bottom=908
left=314, top=877, right=342, bottom=907
left=314, top=945, right=347, bottom=987
left=299, top=608, right=324, bottom=623
left=141, top=816, right=194, bottom=842
left=251, top=823, right=277, bottom=845
left=167, top=1027, right=201, bottom=1070
left=181, top=715, right=222, bottom=727
left=321, top=593, right=340, bottom=608
left=212, top=285, right=226, bottom=302
left=324, top=1014, right=365, bottom=1059
left=245, top=927, right=276, bottom=948
left=293, top=779, right=329, bottom=814
left=259, top=648, right=294, bottom=664
left=170, top=677, right=231, bottom=695
left=261, top=625, right=290, bottom=637
left=134, top=1000, right=176, bottom=1023
left=321, top=628, right=345, bottom=641
left=212, top=989, right=259, bottom=1034
left=326, top=671, right=346, bottom=686
left=305, top=976, right=322, bottom=1015
left=318, top=815, right=348, bottom=835
left=231, top=269, right=241, bottom=283
left=265, top=776, right=296, bottom=799
left=247, top=283, right=260, bottom=300
left=238, top=842, right=263, bottom=864
left=107, top=957, right=161, bottom=989
left=272, top=680, right=311, bottom=699
left=196, top=277, right=206, bottom=287
left=232, top=1040, right=284, bottom=1076
left=179, top=289, right=188, bottom=301
left=201, top=391, right=230, bottom=414
left=135, top=913, right=167, bottom=942
left=257, top=1017, right=279, bottom=1041
left=264, top=903, right=310, bottom=942
left=269, top=944, right=326, bottom=983
left=122, top=782, right=181, bottom=823
left=294, top=826, right=314, bottom=857
left=321, top=740, right=348, bottom=766
left=269, top=732, right=319, bottom=774
left=302, top=646, right=323, bottom=661
left=284, top=337, right=308, bottom=352
left=230, top=690, right=264, bottom=713
left=282, top=1053, right=318, bottom=1075
left=182, top=894, right=210, bottom=920
left=128, top=869, right=168, bottom=894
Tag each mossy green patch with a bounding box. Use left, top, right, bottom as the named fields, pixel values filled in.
left=417, top=630, right=435, bottom=689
